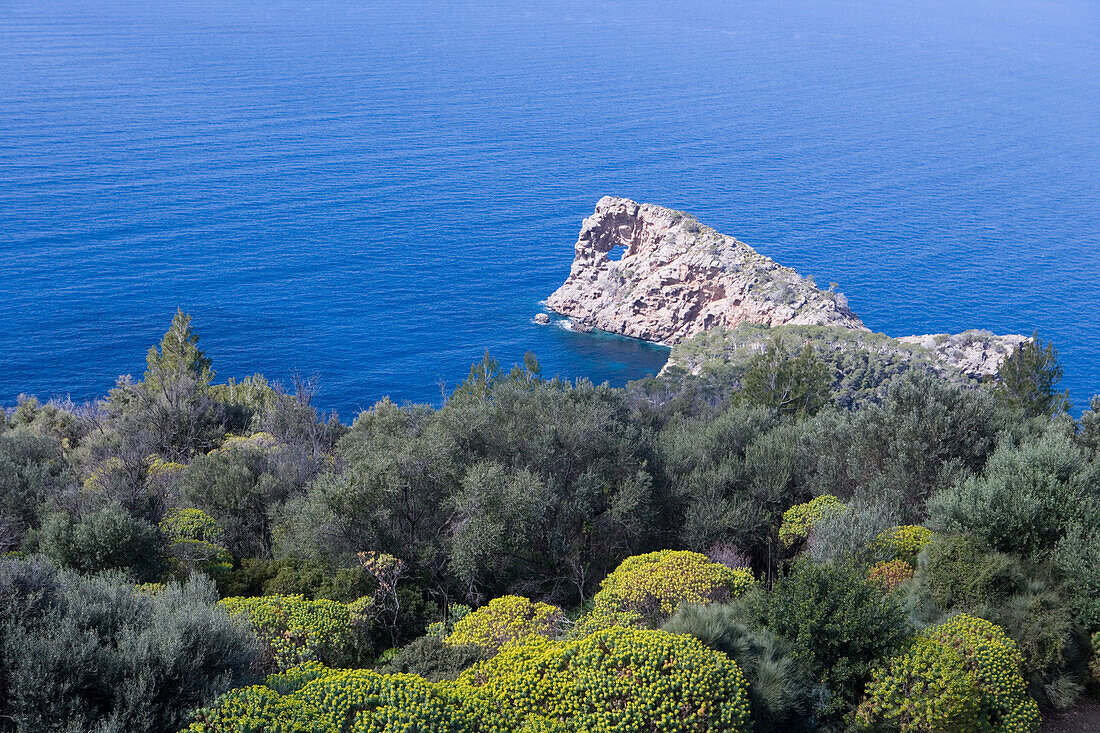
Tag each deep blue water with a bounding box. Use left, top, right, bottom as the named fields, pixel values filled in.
left=1, top=0, right=1097, bottom=418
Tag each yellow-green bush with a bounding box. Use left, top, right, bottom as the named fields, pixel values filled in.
left=160, top=507, right=233, bottom=577
left=444, top=595, right=563, bottom=652
left=455, top=627, right=753, bottom=732
left=868, top=560, right=915, bottom=592
left=161, top=507, right=225, bottom=544
left=220, top=594, right=371, bottom=672
left=779, top=495, right=846, bottom=547
left=217, top=431, right=280, bottom=452
left=858, top=614, right=1040, bottom=733
left=877, top=525, right=934, bottom=564
left=187, top=664, right=499, bottom=733
left=189, top=628, right=750, bottom=733
left=576, top=550, right=754, bottom=632
left=146, top=454, right=186, bottom=480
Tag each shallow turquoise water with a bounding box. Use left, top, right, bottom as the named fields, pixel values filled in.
left=1, top=0, right=1097, bottom=416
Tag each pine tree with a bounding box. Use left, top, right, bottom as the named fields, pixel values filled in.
left=144, top=308, right=214, bottom=392
left=742, top=339, right=832, bottom=417
left=995, top=333, right=1070, bottom=417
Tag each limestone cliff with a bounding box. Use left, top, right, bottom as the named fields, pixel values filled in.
left=546, top=197, right=1026, bottom=379
left=546, top=197, right=866, bottom=345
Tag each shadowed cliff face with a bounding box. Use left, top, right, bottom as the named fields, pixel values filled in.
left=547, top=197, right=866, bottom=345
left=547, top=197, right=1026, bottom=379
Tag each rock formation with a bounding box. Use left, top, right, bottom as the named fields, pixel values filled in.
left=548, top=197, right=1026, bottom=378
left=546, top=197, right=866, bottom=345
left=898, top=331, right=1028, bottom=380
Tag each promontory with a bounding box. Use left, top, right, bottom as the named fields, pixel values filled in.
left=546, top=197, right=1025, bottom=379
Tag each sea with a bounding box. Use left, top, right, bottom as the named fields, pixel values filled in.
left=1, top=0, right=1097, bottom=419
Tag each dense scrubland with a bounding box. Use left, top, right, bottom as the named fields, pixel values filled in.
left=2, top=310, right=1099, bottom=732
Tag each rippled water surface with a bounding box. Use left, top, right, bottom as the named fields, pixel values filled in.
left=1, top=0, right=1097, bottom=415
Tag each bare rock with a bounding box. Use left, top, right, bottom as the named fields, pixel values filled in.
left=534, top=313, right=551, bottom=325
left=897, top=331, right=1028, bottom=379
left=546, top=197, right=866, bottom=345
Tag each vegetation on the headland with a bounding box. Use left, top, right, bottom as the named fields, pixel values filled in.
left=660, top=323, right=1019, bottom=409
left=2, top=309, right=1098, bottom=732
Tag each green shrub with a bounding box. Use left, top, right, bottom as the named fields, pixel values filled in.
left=383, top=636, right=490, bottom=681
left=857, top=614, right=1040, bottom=733
left=928, top=431, right=1097, bottom=558
left=805, top=501, right=899, bottom=566
left=917, top=534, right=1023, bottom=612
left=663, top=602, right=816, bottom=732
left=188, top=664, right=500, bottom=733
left=779, top=495, right=846, bottom=548
left=35, top=504, right=163, bottom=580
left=1054, top=524, right=1100, bottom=632
left=1090, top=633, right=1100, bottom=691
left=752, top=560, right=911, bottom=723
left=857, top=635, right=982, bottom=732
left=0, top=556, right=259, bottom=733
left=220, top=594, right=371, bottom=672
left=189, top=628, right=752, bottom=733
left=444, top=594, right=563, bottom=652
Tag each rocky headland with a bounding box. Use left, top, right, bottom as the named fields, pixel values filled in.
left=545, top=197, right=1025, bottom=380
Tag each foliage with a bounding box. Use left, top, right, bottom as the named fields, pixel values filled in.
left=916, top=534, right=1023, bottom=612
left=0, top=556, right=259, bottom=733
left=1053, top=524, right=1100, bottom=632
left=187, top=664, right=500, bottom=733
left=806, top=373, right=1006, bottom=519
left=663, top=602, right=817, bottom=732
left=667, top=324, right=975, bottom=410
left=103, top=310, right=228, bottom=462
left=34, top=503, right=163, bottom=580
left=7, top=316, right=1092, bottom=729
left=580, top=550, right=755, bottom=631
left=995, top=334, right=1070, bottom=417
left=0, top=431, right=74, bottom=551
left=858, top=614, right=1040, bottom=733
left=220, top=594, right=371, bottom=672
left=741, top=339, right=832, bottom=417
left=455, top=627, right=754, bottom=732
left=857, top=635, right=982, bottom=732
left=1091, top=633, right=1100, bottom=691
left=655, top=403, right=791, bottom=574
left=929, top=430, right=1099, bottom=558
left=805, top=500, right=899, bottom=566
left=913, top=534, right=1078, bottom=697
left=750, top=560, right=911, bottom=723
left=159, top=507, right=233, bottom=577
left=383, top=636, right=490, bottom=682
left=444, top=594, right=563, bottom=652
left=189, top=628, right=752, bottom=733
left=869, top=560, right=915, bottom=592
left=280, top=368, right=657, bottom=605
left=779, top=495, right=846, bottom=547
left=877, top=525, right=934, bottom=565
left=177, top=434, right=303, bottom=559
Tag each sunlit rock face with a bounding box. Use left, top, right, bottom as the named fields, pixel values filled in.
left=547, top=197, right=866, bottom=345
left=548, top=197, right=1025, bottom=378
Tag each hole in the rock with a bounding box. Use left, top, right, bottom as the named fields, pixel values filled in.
left=607, top=245, right=627, bottom=262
